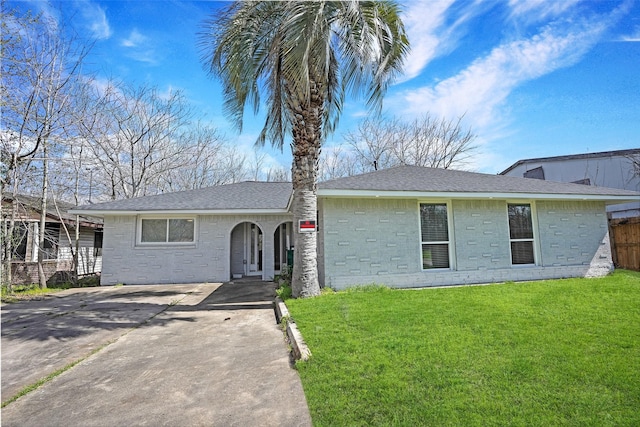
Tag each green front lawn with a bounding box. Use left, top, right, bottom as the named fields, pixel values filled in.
left=286, top=270, right=640, bottom=426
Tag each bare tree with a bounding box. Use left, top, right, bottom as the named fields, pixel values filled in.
left=74, top=79, right=249, bottom=198
left=342, top=117, right=402, bottom=173
left=329, top=114, right=477, bottom=178
left=265, top=166, right=290, bottom=182
left=216, top=145, right=251, bottom=184
left=624, top=153, right=640, bottom=183
left=248, top=148, right=267, bottom=182
left=1, top=7, right=91, bottom=288
left=396, top=114, right=477, bottom=169
left=1, top=6, right=261, bottom=288
left=162, top=123, right=249, bottom=190
left=318, top=145, right=358, bottom=181
left=79, top=81, right=194, bottom=199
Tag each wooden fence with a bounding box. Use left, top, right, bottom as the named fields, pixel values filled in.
left=609, top=217, right=640, bottom=271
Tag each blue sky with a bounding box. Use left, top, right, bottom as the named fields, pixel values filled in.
left=9, top=0, right=640, bottom=174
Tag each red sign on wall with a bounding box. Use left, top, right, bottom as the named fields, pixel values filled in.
left=299, top=220, right=316, bottom=233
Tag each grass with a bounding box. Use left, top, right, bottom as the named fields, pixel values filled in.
left=275, top=266, right=293, bottom=300
left=1, top=283, right=69, bottom=303
left=1, top=275, right=100, bottom=303
left=276, top=281, right=293, bottom=300
left=286, top=270, right=640, bottom=426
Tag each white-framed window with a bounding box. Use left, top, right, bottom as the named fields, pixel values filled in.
left=138, top=217, right=195, bottom=244
left=507, top=203, right=536, bottom=265
left=420, top=202, right=452, bottom=269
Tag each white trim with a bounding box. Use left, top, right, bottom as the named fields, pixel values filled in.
left=531, top=202, right=542, bottom=264
left=70, top=208, right=290, bottom=216
left=318, top=189, right=638, bottom=203
left=285, top=192, right=294, bottom=212
left=274, top=221, right=293, bottom=273
left=70, top=191, right=637, bottom=217
left=245, top=222, right=263, bottom=276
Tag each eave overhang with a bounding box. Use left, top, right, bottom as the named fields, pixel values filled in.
left=69, top=208, right=292, bottom=217
left=317, top=189, right=639, bottom=204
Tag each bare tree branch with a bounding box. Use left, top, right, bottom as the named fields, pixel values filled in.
left=322, top=113, right=478, bottom=179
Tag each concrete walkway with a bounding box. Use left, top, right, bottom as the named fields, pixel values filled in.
left=1, top=281, right=312, bottom=427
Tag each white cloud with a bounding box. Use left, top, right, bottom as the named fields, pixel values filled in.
left=619, top=26, right=640, bottom=41
left=394, top=14, right=612, bottom=135
left=399, top=0, right=456, bottom=81
left=384, top=1, right=635, bottom=173
left=508, top=0, right=581, bottom=21
left=121, top=29, right=148, bottom=48
left=399, top=0, right=485, bottom=83
left=120, top=29, right=158, bottom=65
left=76, top=1, right=111, bottom=40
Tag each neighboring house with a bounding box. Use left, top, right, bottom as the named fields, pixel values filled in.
left=2, top=194, right=103, bottom=285
left=499, top=149, right=640, bottom=219
left=71, top=166, right=639, bottom=289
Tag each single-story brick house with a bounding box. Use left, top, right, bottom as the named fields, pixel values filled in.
left=71, top=166, right=639, bottom=289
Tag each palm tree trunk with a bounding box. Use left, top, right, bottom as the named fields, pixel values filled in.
left=290, top=82, right=323, bottom=298
left=291, top=179, right=321, bottom=298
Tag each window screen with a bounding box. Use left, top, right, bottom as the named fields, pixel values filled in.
left=508, top=204, right=535, bottom=264
left=141, top=219, right=194, bottom=243
left=420, top=203, right=450, bottom=269
left=141, top=219, right=167, bottom=243
left=168, top=219, right=194, bottom=242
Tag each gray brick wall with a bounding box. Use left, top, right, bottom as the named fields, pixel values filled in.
left=451, top=200, right=511, bottom=271
left=320, top=198, right=421, bottom=281
left=100, top=199, right=612, bottom=287
left=536, top=201, right=609, bottom=267
left=101, top=214, right=292, bottom=285
left=317, top=198, right=326, bottom=286
left=320, top=198, right=612, bottom=290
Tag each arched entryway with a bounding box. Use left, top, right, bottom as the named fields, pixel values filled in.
left=230, top=222, right=263, bottom=278
left=274, top=222, right=293, bottom=274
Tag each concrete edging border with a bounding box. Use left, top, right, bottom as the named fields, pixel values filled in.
left=275, top=297, right=311, bottom=361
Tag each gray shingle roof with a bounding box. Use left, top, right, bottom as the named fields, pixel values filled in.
left=75, top=181, right=292, bottom=212
left=319, top=165, right=640, bottom=197
left=73, top=166, right=639, bottom=215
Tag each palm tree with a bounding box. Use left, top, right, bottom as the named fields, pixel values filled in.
left=200, top=1, right=408, bottom=297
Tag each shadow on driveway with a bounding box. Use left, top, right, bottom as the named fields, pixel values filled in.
left=1, top=281, right=275, bottom=400
left=1, top=288, right=196, bottom=343
left=1, top=279, right=311, bottom=427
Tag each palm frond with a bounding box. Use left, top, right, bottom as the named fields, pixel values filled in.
left=199, top=0, right=409, bottom=148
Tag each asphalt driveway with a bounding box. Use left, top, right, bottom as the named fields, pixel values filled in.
left=1, top=281, right=311, bottom=426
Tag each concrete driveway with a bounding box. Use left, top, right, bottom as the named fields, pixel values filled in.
left=1, top=281, right=311, bottom=427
